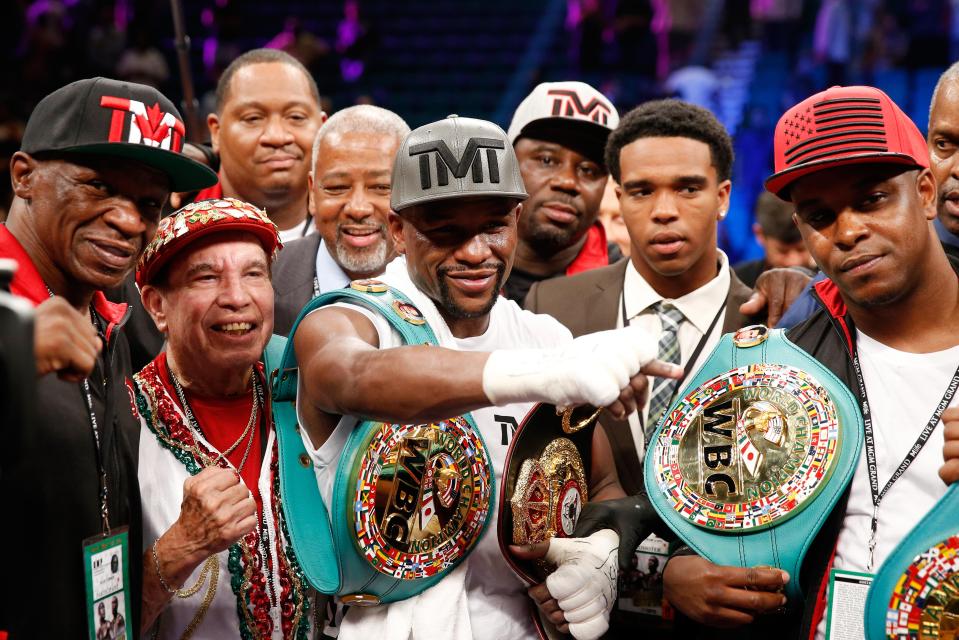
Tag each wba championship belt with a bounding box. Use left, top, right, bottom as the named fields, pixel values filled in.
left=270, top=281, right=494, bottom=604
left=499, top=403, right=596, bottom=637
left=865, top=484, right=959, bottom=640
left=644, top=326, right=864, bottom=601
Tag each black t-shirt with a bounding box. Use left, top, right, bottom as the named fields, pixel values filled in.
left=0, top=307, right=142, bottom=637
left=106, top=275, right=164, bottom=371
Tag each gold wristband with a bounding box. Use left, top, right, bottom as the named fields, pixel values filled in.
left=152, top=537, right=179, bottom=595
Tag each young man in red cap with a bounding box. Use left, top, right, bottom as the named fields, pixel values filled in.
left=0, top=77, right=216, bottom=638
left=133, top=198, right=313, bottom=638
left=662, top=86, right=959, bottom=639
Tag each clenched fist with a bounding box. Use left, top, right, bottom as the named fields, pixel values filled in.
left=511, top=529, right=620, bottom=640
left=154, top=467, right=257, bottom=589
left=483, top=325, right=682, bottom=418
left=35, top=296, right=101, bottom=381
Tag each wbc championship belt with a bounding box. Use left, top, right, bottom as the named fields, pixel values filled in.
left=644, top=326, right=864, bottom=601
left=865, top=484, right=959, bottom=640
left=498, top=403, right=596, bottom=637
left=270, top=281, right=494, bottom=604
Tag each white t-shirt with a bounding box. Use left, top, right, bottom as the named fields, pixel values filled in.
left=816, top=330, right=958, bottom=639
left=297, top=256, right=573, bottom=640
left=278, top=216, right=316, bottom=244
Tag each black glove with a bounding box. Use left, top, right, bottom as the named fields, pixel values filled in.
left=572, top=493, right=675, bottom=570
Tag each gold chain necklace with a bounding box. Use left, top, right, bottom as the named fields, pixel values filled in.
left=168, top=365, right=261, bottom=472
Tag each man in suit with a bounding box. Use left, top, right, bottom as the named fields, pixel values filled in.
left=272, top=105, right=409, bottom=335
left=526, top=100, right=764, bottom=495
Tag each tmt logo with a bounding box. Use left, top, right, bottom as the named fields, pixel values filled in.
left=546, top=89, right=612, bottom=125
left=408, top=137, right=504, bottom=190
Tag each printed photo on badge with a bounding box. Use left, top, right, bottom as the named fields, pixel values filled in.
left=618, top=536, right=669, bottom=616
left=91, top=591, right=127, bottom=640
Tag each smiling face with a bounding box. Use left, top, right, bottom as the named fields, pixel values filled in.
left=309, top=129, right=399, bottom=279
left=209, top=62, right=323, bottom=206
left=790, top=164, right=936, bottom=309
left=143, top=232, right=274, bottom=379
left=514, top=137, right=607, bottom=256
left=14, top=153, right=168, bottom=293
left=617, top=136, right=729, bottom=297
left=928, top=80, right=959, bottom=235
left=390, top=197, right=520, bottom=336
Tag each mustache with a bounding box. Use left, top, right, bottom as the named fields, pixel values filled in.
left=939, top=179, right=959, bottom=204
left=536, top=194, right=579, bottom=209
left=336, top=222, right=387, bottom=235
left=437, top=262, right=506, bottom=277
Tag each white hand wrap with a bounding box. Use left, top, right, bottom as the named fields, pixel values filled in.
left=544, top=529, right=619, bottom=640
left=482, top=325, right=657, bottom=408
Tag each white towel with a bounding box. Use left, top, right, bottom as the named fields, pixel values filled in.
left=338, top=563, right=473, bottom=640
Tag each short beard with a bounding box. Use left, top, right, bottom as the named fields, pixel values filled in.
left=523, top=220, right=580, bottom=257
left=435, top=262, right=506, bottom=320
left=331, top=225, right=389, bottom=277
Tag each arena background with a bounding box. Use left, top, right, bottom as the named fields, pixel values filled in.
left=1, top=0, right=953, bottom=263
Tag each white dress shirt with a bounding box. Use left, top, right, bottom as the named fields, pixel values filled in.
left=313, top=238, right=351, bottom=295
left=619, top=251, right=731, bottom=459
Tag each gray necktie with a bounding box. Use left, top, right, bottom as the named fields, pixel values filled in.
left=645, top=302, right=685, bottom=440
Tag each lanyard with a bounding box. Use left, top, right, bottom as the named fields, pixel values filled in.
left=621, top=293, right=727, bottom=436
left=80, top=373, right=111, bottom=534
left=47, top=288, right=112, bottom=534
left=850, top=347, right=959, bottom=571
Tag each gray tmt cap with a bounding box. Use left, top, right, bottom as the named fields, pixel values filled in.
left=390, top=114, right=528, bottom=212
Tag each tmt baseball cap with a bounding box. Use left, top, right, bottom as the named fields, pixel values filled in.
left=766, top=85, right=928, bottom=199
left=390, top=115, right=527, bottom=212
left=21, top=77, right=217, bottom=192
left=507, top=81, right=619, bottom=165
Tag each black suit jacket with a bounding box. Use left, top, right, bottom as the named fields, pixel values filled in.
left=524, top=257, right=760, bottom=496
left=272, top=234, right=322, bottom=337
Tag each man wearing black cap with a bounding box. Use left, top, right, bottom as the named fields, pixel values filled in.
left=0, top=77, right=216, bottom=637
left=503, top=81, right=621, bottom=303
left=661, top=86, right=959, bottom=639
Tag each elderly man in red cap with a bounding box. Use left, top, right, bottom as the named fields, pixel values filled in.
left=131, top=198, right=313, bottom=639
left=660, top=85, right=959, bottom=640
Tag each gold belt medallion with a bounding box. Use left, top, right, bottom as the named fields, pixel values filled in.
left=650, top=363, right=842, bottom=531
left=350, top=416, right=492, bottom=580
left=511, top=438, right=588, bottom=544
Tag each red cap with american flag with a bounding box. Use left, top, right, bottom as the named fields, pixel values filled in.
left=765, top=85, right=929, bottom=199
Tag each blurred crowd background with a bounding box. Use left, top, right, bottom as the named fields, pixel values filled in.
left=1, top=0, right=955, bottom=263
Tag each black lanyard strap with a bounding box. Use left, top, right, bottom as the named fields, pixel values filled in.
left=80, top=376, right=111, bottom=533
left=47, top=287, right=113, bottom=534
left=851, top=348, right=959, bottom=571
